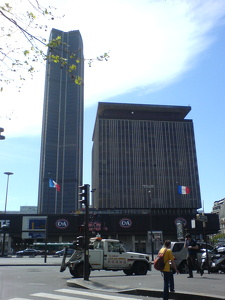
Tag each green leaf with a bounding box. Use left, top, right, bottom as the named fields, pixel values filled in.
left=74, top=76, right=82, bottom=85
left=68, top=64, right=77, bottom=72
left=23, top=50, right=30, bottom=56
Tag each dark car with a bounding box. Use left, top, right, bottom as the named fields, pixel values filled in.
left=16, top=249, right=41, bottom=256
left=55, top=248, right=74, bottom=256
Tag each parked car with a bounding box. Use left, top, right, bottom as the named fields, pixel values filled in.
left=55, top=248, right=74, bottom=256
left=171, top=241, right=214, bottom=273
left=16, top=248, right=41, bottom=256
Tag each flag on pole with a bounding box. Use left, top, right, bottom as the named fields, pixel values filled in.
left=178, top=185, right=190, bottom=195
left=49, top=178, right=60, bottom=192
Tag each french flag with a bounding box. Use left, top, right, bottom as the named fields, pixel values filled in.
left=49, top=178, right=61, bottom=192
left=178, top=185, right=190, bottom=195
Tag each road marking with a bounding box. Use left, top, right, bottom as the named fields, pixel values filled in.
left=11, top=288, right=144, bottom=300
left=31, top=289, right=143, bottom=300
left=56, top=288, right=142, bottom=300
left=31, top=293, right=85, bottom=299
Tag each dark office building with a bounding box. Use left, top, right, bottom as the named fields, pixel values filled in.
left=92, top=102, right=201, bottom=215
left=38, top=29, right=84, bottom=214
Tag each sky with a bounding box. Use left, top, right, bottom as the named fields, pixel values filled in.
left=0, top=0, right=225, bottom=213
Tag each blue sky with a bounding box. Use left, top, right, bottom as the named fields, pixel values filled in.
left=0, top=0, right=225, bottom=213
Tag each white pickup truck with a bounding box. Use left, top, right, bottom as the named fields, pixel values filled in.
left=60, top=237, right=151, bottom=277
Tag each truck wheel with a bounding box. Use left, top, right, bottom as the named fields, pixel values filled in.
left=69, top=267, right=78, bottom=277
left=134, top=262, right=148, bottom=275
left=69, top=263, right=91, bottom=278
left=178, top=261, right=188, bottom=274
left=76, top=263, right=85, bottom=278
left=123, top=268, right=134, bottom=275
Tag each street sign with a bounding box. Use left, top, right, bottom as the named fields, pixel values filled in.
left=143, top=185, right=154, bottom=188
left=196, top=214, right=208, bottom=222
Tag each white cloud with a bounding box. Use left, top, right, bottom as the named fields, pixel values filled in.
left=1, top=0, right=225, bottom=137
left=0, top=70, right=44, bottom=138
left=81, top=0, right=225, bottom=105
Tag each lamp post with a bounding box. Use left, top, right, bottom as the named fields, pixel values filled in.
left=4, top=172, right=13, bottom=213
left=143, top=185, right=154, bottom=261
left=1, top=172, right=13, bottom=256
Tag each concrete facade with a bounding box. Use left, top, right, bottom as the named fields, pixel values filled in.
left=92, top=102, right=201, bottom=215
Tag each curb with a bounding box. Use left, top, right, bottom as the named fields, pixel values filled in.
left=67, top=279, right=225, bottom=300
left=122, top=289, right=225, bottom=300
left=0, top=263, right=61, bottom=267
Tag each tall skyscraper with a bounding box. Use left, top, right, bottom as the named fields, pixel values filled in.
left=92, top=102, right=201, bottom=214
left=38, top=29, right=84, bottom=214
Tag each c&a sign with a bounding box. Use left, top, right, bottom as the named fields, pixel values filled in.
left=55, top=219, right=69, bottom=229
left=119, top=218, right=132, bottom=228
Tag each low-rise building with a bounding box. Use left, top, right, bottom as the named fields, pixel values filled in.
left=212, top=198, right=225, bottom=233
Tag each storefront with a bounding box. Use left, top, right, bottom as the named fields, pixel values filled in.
left=0, top=212, right=219, bottom=255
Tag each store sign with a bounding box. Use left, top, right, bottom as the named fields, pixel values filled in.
left=22, top=216, right=46, bottom=231
left=22, top=232, right=46, bottom=239
left=0, top=220, right=10, bottom=227
left=119, top=218, right=132, bottom=228
left=174, top=217, right=187, bottom=226
left=55, top=219, right=69, bottom=229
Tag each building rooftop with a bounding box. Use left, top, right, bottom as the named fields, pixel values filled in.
left=93, top=103, right=192, bottom=140
left=96, top=102, right=191, bottom=121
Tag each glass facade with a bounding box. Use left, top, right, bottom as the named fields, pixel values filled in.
left=38, top=29, right=84, bottom=214
left=92, top=103, right=201, bottom=211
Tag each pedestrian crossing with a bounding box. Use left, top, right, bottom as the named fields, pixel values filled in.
left=9, top=288, right=144, bottom=300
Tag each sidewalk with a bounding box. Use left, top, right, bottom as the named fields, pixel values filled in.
left=68, top=270, right=225, bottom=300
left=0, top=255, right=62, bottom=266
left=1, top=256, right=225, bottom=299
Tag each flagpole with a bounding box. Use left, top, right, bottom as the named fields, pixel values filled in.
left=44, top=173, right=50, bottom=263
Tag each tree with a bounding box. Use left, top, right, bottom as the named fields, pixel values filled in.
left=210, top=232, right=225, bottom=246
left=0, top=1, right=109, bottom=91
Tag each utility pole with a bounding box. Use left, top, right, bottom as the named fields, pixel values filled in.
left=143, top=185, right=154, bottom=261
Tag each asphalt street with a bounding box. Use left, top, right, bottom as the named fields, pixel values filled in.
left=0, top=256, right=225, bottom=299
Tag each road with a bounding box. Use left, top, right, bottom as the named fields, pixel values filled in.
left=0, top=265, right=63, bottom=300
left=0, top=265, right=151, bottom=300
left=0, top=256, right=225, bottom=299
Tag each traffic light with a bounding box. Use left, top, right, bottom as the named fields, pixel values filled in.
left=79, top=184, right=89, bottom=206
left=74, top=236, right=84, bottom=249
left=78, top=224, right=84, bottom=233
left=0, top=127, right=5, bottom=140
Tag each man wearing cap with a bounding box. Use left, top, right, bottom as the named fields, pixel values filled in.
left=184, top=234, right=204, bottom=278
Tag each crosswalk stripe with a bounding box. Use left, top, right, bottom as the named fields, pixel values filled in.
left=11, top=288, right=144, bottom=300
left=56, top=288, right=142, bottom=300
left=31, top=292, right=86, bottom=300
left=9, top=298, right=31, bottom=300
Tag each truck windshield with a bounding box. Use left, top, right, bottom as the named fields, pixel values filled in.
left=108, top=242, right=125, bottom=253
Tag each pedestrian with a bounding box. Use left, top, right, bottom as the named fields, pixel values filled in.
left=159, top=240, right=179, bottom=300
left=184, top=234, right=204, bottom=278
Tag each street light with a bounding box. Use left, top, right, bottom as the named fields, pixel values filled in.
left=143, top=185, right=154, bottom=261
left=4, top=172, right=14, bottom=213
left=1, top=172, right=13, bottom=256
